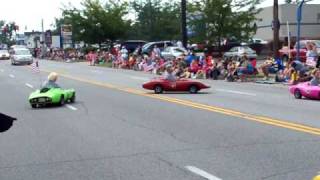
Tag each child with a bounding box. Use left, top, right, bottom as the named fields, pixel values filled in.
left=42, top=72, right=60, bottom=89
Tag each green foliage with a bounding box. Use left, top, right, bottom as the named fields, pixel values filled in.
left=128, top=1, right=181, bottom=41
left=59, top=0, right=130, bottom=44
left=0, top=21, right=18, bottom=45
left=188, top=0, right=262, bottom=45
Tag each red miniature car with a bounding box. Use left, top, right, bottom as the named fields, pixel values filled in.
left=142, top=77, right=211, bottom=94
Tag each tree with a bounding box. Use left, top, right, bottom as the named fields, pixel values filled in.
left=129, top=1, right=181, bottom=41
left=273, top=0, right=280, bottom=58
left=58, top=0, right=130, bottom=46
left=0, top=21, right=18, bottom=45
left=188, top=0, right=262, bottom=54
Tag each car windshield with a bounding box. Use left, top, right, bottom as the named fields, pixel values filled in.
left=239, top=46, right=254, bottom=52
left=15, top=49, right=31, bottom=55
left=142, top=43, right=153, bottom=50
left=173, top=48, right=185, bottom=53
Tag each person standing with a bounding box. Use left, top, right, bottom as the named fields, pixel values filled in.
left=306, top=42, right=318, bottom=67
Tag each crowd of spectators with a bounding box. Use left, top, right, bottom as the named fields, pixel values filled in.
left=45, top=42, right=320, bottom=86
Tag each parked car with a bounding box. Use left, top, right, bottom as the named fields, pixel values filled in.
left=223, top=46, right=257, bottom=60
left=161, top=46, right=188, bottom=60
left=0, top=49, right=10, bottom=60
left=289, top=82, right=320, bottom=100
left=142, top=77, right=210, bottom=94
left=10, top=48, right=33, bottom=65
left=141, top=41, right=173, bottom=55
left=279, top=40, right=320, bottom=62
left=121, top=40, right=147, bottom=54
left=250, top=38, right=268, bottom=45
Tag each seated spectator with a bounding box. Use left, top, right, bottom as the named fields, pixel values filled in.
left=226, top=61, right=237, bottom=82
left=275, top=61, right=292, bottom=83
left=189, top=59, right=200, bottom=74
left=128, top=55, right=136, bottom=69
left=180, top=68, right=191, bottom=78
left=291, top=60, right=309, bottom=77
left=261, top=56, right=284, bottom=80
left=185, top=52, right=196, bottom=66
left=236, top=54, right=255, bottom=81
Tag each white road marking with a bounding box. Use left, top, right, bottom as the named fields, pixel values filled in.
left=130, top=76, right=149, bottom=81
left=215, top=88, right=257, bottom=96
left=66, top=104, right=77, bottom=111
left=9, top=74, right=15, bottom=78
left=25, top=83, right=34, bottom=89
left=91, top=70, right=103, bottom=74
left=185, top=166, right=222, bottom=180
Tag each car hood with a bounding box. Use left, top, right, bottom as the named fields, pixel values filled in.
left=13, top=55, right=32, bottom=59
left=0, top=53, right=9, bottom=56
left=29, top=90, right=55, bottom=99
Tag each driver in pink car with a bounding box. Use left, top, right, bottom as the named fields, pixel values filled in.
left=310, top=69, right=320, bottom=86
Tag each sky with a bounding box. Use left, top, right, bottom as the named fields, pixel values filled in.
left=0, top=0, right=318, bottom=33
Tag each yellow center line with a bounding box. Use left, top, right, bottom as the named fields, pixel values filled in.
left=35, top=68, right=320, bottom=136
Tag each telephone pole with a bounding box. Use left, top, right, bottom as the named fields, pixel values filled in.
left=181, top=0, right=187, bottom=48
left=273, top=0, right=280, bottom=59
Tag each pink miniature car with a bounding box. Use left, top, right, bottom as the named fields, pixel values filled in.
left=289, top=82, right=320, bottom=99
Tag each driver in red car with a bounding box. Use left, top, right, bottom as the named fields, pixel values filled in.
left=164, top=66, right=177, bottom=88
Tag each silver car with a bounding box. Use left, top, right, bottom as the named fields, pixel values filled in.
left=0, top=49, right=10, bottom=60
left=161, top=46, right=187, bottom=60
left=11, top=48, right=33, bottom=65
left=223, top=46, right=257, bottom=61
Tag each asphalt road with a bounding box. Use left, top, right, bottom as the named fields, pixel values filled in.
left=0, top=59, right=319, bottom=180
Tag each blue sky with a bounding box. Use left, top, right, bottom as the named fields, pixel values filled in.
left=0, top=0, right=318, bottom=32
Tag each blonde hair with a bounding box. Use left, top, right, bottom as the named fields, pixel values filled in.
left=48, top=72, right=58, bottom=81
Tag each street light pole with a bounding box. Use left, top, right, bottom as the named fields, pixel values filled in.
left=181, top=0, right=187, bottom=48
left=296, top=0, right=305, bottom=61
left=273, top=0, right=280, bottom=59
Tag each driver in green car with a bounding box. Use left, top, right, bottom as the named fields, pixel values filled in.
left=42, top=72, right=60, bottom=89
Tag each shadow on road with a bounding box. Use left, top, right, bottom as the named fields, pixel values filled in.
left=0, top=113, right=17, bottom=133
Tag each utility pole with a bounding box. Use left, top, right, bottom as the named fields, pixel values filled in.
left=273, top=0, right=280, bottom=59
left=181, top=0, right=187, bottom=48
left=41, top=19, right=46, bottom=58
left=296, top=0, right=305, bottom=61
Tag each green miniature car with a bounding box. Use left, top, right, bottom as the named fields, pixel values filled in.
left=29, top=87, right=75, bottom=108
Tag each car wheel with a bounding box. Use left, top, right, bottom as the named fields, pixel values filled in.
left=189, top=85, right=198, bottom=94
left=31, top=104, right=37, bottom=108
left=294, top=89, right=302, bottom=99
left=154, top=85, right=163, bottom=94
left=70, top=93, right=76, bottom=103
left=59, top=95, right=65, bottom=105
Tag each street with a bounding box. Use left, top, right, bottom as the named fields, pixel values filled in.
left=1, top=60, right=320, bottom=180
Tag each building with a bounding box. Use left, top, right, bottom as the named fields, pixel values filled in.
left=15, top=34, right=25, bottom=45
left=255, top=4, right=320, bottom=41
left=24, top=31, right=42, bottom=49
